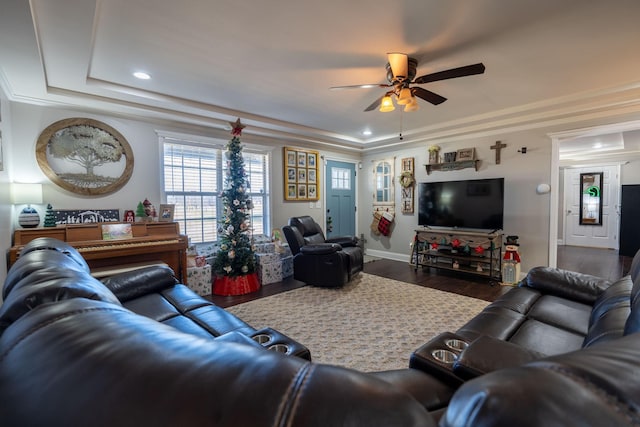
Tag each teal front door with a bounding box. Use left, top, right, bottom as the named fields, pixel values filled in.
left=325, top=160, right=356, bottom=238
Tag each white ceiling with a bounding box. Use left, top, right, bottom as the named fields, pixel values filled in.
left=2, top=0, right=640, bottom=153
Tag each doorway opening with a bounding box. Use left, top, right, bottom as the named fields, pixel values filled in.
left=550, top=120, right=640, bottom=267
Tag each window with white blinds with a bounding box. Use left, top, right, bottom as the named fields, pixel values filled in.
left=162, top=139, right=270, bottom=243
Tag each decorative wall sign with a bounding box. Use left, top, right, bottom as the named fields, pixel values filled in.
left=283, top=146, right=320, bottom=201
left=580, top=172, right=603, bottom=225
left=400, top=157, right=415, bottom=214
left=52, top=209, right=120, bottom=225
left=456, top=147, right=476, bottom=161
left=36, top=118, right=134, bottom=196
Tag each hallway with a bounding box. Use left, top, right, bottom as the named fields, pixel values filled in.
left=556, top=245, right=633, bottom=280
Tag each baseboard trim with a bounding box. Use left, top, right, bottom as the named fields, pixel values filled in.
left=365, top=249, right=410, bottom=263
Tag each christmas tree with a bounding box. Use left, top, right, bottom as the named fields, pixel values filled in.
left=212, top=119, right=256, bottom=277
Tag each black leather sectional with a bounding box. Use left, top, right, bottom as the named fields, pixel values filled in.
left=2, top=236, right=640, bottom=426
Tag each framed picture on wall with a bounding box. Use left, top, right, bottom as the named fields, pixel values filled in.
left=287, top=167, right=297, bottom=182
left=308, top=153, right=317, bottom=168
left=287, top=184, right=297, bottom=199
left=286, top=150, right=297, bottom=167
left=35, top=118, right=134, bottom=196
left=297, top=151, right=307, bottom=167
left=297, top=168, right=306, bottom=183
left=308, top=184, right=317, bottom=199
left=283, top=146, right=320, bottom=201
left=298, top=184, right=307, bottom=199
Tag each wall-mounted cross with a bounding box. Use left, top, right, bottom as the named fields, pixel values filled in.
left=490, top=141, right=507, bottom=164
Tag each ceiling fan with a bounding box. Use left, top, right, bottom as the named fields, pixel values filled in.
left=330, top=53, right=485, bottom=112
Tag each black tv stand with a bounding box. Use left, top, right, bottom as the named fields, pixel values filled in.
left=412, top=228, right=502, bottom=282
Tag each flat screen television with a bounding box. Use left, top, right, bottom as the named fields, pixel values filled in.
left=418, top=178, right=504, bottom=231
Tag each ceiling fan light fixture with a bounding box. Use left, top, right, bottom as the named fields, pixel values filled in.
left=387, top=53, right=408, bottom=80
left=404, top=97, right=420, bottom=112
left=397, top=87, right=412, bottom=105
left=379, top=94, right=395, bottom=112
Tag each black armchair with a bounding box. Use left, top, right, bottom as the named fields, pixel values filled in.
left=282, top=216, right=363, bottom=287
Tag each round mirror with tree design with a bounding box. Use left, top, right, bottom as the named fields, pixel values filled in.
left=36, top=118, right=134, bottom=196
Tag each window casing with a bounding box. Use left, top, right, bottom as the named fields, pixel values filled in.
left=161, top=137, right=270, bottom=244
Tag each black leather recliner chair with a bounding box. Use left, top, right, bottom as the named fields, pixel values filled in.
left=282, top=216, right=363, bottom=287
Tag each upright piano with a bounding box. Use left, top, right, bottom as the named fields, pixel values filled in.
left=9, top=222, right=188, bottom=283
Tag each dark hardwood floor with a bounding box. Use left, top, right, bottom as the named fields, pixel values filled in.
left=556, top=245, right=632, bottom=280
left=209, top=246, right=634, bottom=309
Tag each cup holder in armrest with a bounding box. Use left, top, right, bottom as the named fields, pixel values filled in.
left=252, top=333, right=273, bottom=345
left=268, top=344, right=291, bottom=354
left=431, top=349, right=458, bottom=364
left=410, top=332, right=470, bottom=386
left=250, top=327, right=312, bottom=361
left=253, top=333, right=292, bottom=354
left=445, top=338, right=469, bottom=352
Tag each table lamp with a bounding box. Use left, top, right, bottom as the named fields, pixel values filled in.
left=11, top=183, right=43, bottom=228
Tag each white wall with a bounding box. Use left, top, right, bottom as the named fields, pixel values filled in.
left=0, top=91, right=12, bottom=295
left=622, top=160, right=640, bottom=185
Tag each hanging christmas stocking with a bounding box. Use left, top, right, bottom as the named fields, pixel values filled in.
left=370, top=212, right=382, bottom=235
left=377, top=211, right=395, bottom=236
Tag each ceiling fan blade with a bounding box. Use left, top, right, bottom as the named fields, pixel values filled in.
left=364, top=94, right=386, bottom=112
left=387, top=52, right=409, bottom=80
left=414, top=63, right=485, bottom=84
left=330, top=83, right=390, bottom=90
left=412, top=87, right=447, bottom=105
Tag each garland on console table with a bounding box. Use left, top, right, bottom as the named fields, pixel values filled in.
left=212, top=118, right=259, bottom=296
left=412, top=234, right=497, bottom=255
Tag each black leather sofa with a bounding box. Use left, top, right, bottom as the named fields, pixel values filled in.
left=410, top=248, right=640, bottom=425
left=283, top=215, right=363, bottom=287
left=0, top=238, right=454, bottom=426
left=4, top=238, right=311, bottom=359
left=3, top=237, right=640, bottom=426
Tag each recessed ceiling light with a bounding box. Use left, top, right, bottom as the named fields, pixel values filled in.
left=362, top=130, right=372, bottom=136
left=133, top=71, right=151, bottom=80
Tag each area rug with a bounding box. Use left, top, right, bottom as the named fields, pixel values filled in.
left=227, top=273, right=489, bottom=372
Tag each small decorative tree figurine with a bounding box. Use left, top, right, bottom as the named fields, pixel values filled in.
left=43, top=204, right=57, bottom=227
left=212, top=118, right=259, bottom=296
left=135, top=201, right=147, bottom=221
